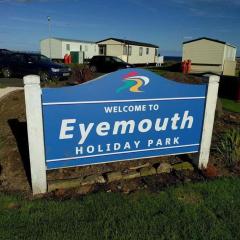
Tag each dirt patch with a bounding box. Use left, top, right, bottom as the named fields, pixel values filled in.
left=0, top=90, right=30, bottom=192
left=175, top=188, right=203, bottom=204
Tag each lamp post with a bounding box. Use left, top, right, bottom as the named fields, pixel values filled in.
left=47, top=16, right=52, bottom=60
left=123, top=37, right=128, bottom=63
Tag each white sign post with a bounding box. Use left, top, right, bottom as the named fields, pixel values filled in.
left=198, top=75, right=220, bottom=168
left=24, top=75, right=47, bottom=194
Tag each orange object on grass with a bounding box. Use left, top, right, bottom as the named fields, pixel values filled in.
left=181, top=60, right=187, bottom=74
left=186, top=59, right=192, bottom=74
left=64, top=54, right=69, bottom=64
left=67, top=54, right=72, bottom=64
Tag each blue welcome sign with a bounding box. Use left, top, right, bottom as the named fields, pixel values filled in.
left=41, top=68, right=207, bottom=170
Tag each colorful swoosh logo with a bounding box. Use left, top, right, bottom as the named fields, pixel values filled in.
left=116, top=72, right=150, bottom=93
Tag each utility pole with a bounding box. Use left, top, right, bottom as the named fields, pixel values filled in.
left=47, top=16, right=52, bottom=59
left=127, top=44, right=129, bottom=63
left=124, top=37, right=128, bottom=63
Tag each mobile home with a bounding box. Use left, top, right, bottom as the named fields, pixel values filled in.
left=97, top=38, right=159, bottom=65
left=182, top=37, right=237, bottom=76
left=40, top=37, right=98, bottom=62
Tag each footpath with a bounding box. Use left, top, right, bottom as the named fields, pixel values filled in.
left=0, top=87, right=23, bottom=101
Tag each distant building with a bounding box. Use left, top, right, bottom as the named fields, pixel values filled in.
left=96, top=38, right=159, bottom=64
left=182, top=37, right=237, bottom=76
left=40, top=37, right=98, bottom=62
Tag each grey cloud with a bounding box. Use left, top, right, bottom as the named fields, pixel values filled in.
left=170, top=0, right=240, bottom=19
left=172, top=0, right=240, bottom=5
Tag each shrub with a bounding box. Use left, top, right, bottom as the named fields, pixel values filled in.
left=68, top=64, right=93, bottom=84
left=217, top=128, right=240, bottom=167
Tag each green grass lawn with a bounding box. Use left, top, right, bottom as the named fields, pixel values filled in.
left=1, top=177, right=240, bottom=240
left=221, top=98, right=240, bottom=113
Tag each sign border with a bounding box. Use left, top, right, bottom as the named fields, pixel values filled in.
left=24, top=73, right=219, bottom=194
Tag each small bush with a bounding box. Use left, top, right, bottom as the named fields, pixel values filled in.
left=217, top=128, right=240, bottom=167
left=68, top=64, right=93, bottom=84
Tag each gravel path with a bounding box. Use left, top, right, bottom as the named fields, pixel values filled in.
left=0, top=87, right=23, bottom=101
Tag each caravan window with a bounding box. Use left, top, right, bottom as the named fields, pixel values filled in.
left=123, top=45, right=127, bottom=55
left=128, top=46, right=132, bottom=56
left=146, top=48, right=149, bottom=55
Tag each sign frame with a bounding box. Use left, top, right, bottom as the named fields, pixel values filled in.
left=23, top=71, right=219, bottom=194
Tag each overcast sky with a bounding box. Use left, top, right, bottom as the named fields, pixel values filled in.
left=0, top=0, right=239, bottom=56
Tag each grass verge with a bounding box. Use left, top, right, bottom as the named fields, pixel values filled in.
left=221, top=98, right=240, bottom=113
left=1, top=177, right=240, bottom=240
